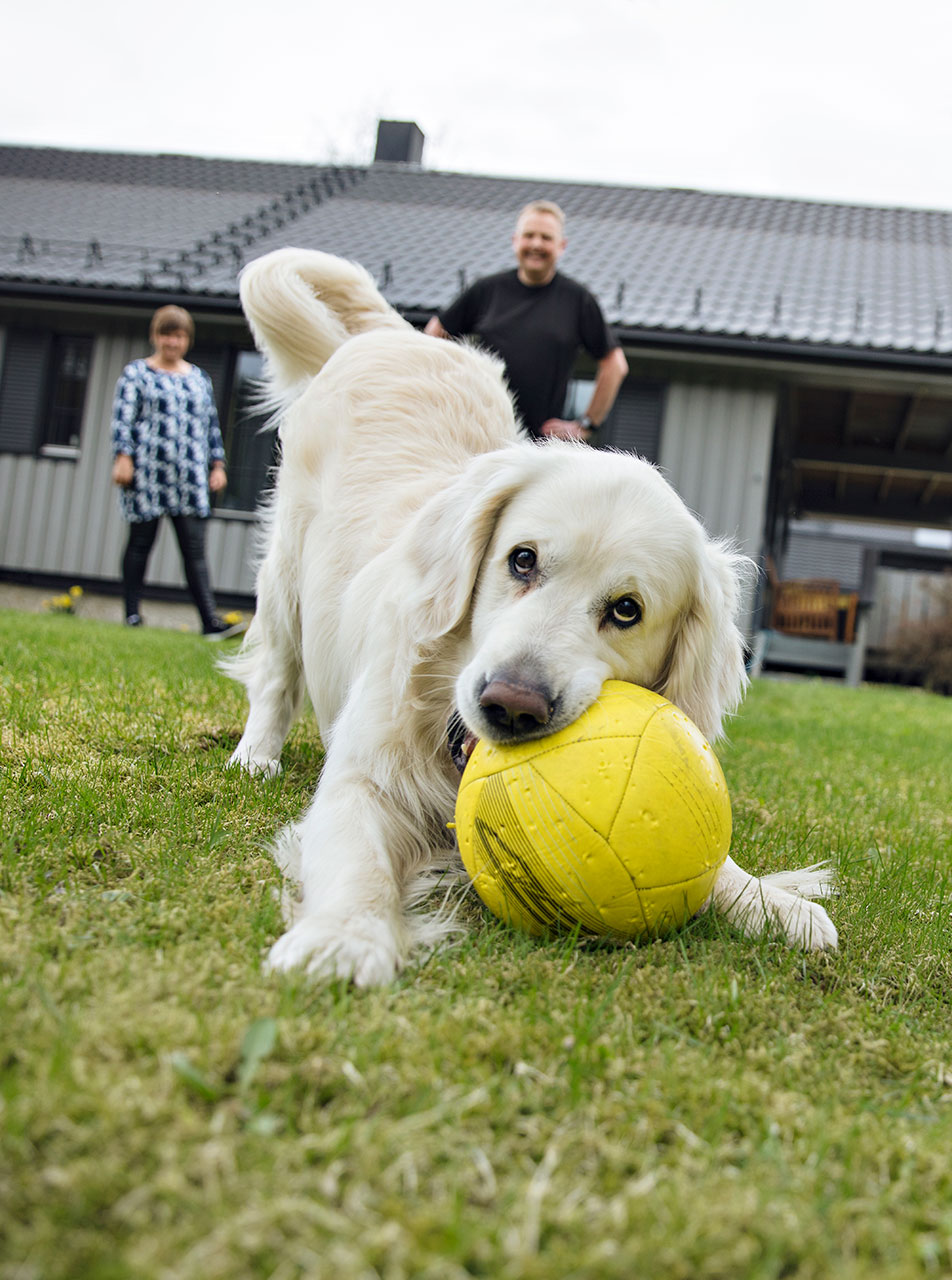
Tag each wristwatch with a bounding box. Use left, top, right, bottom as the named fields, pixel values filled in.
left=577, top=415, right=598, bottom=432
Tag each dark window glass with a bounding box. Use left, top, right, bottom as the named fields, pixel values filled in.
left=218, top=350, right=278, bottom=512
left=0, top=330, right=49, bottom=454
left=44, top=334, right=93, bottom=449
left=605, top=379, right=664, bottom=460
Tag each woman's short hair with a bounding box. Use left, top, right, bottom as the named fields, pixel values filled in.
left=150, top=304, right=195, bottom=345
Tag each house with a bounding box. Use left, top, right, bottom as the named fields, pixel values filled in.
left=2, top=122, right=950, bottom=665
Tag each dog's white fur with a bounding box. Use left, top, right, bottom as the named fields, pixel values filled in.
left=226, top=248, right=837, bottom=985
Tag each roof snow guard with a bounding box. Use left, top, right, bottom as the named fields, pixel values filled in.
left=0, top=146, right=367, bottom=298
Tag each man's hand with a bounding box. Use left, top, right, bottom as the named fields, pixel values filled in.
left=111, top=454, right=134, bottom=487
left=209, top=463, right=227, bottom=494
left=539, top=418, right=591, bottom=442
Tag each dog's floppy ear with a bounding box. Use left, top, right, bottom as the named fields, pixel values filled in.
left=394, top=445, right=535, bottom=655
left=659, top=540, right=754, bottom=742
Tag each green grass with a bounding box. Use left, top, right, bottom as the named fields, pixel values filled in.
left=2, top=609, right=951, bottom=1280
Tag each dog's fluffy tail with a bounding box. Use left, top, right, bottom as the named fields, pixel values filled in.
left=238, top=247, right=410, bottom=401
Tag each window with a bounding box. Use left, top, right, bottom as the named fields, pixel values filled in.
left=44, top=335, right=94, bottom=450
left=216, top=350, right=278, bottom=513
left=564, top=376, right=664, bottom=460
left=0, top=328, right=93, bottom=456
left=562, top=378, right=598, bottom=422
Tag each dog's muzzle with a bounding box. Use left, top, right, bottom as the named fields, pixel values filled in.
left=477, top=673, right=554, bottom=738
left=449, top=673, right=557, bottom=774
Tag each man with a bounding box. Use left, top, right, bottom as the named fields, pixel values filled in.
left=425, top=200, right=628, bottom=441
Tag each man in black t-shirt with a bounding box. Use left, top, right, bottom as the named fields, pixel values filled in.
left=425, top=201, right=628, bottom=441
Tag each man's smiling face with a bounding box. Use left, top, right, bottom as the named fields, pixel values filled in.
left=512, top=210, right=566, bottom=286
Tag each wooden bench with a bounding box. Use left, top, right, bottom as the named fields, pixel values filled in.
left=770, top=578, right=858, bottom=644
left=750, top=562, right=864, bottom=683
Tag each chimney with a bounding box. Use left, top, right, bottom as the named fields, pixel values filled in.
left=374, top=120, right=425, bottom=165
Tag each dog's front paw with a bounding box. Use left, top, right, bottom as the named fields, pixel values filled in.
left=727, top=885, right=838, bottom=951
left=264, top=913, right=405, bottom=986
left=709, top=859, right=839, bottom=952
left=228, top=745, right=283, bottom=778
left=769, top=893, right=838, bottom=951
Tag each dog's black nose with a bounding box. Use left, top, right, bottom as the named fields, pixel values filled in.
left=479, top=677, right=552, bottom=738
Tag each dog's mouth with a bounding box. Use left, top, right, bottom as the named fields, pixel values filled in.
left=447, top=712, right=479, bottom=776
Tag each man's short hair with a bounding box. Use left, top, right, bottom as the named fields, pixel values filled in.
left=515, top=200, right=566, bottom=236
left=149, top=304, right=195, bottom=345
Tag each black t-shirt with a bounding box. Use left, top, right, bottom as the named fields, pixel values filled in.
left=438, top=270, right=617, bottom=436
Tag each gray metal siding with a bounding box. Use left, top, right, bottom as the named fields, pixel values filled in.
left=0, top=326, right=260, bottom=598
left=658, top=382, right=776, bottom=560
left=781, top=534, right=866, bottom=590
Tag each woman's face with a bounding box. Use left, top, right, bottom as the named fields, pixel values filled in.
left=152, top=327, right=190, bottom=363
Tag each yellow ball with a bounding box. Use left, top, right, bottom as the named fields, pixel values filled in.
left=455, top=681, right=731, bottom=939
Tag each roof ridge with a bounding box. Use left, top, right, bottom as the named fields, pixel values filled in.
left=6, top=140, right=952, bottom=220
left=0, top=142, right=367, bottom=195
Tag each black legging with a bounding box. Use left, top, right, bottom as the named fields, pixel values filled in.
left=122, top=514, right=218, bottom=628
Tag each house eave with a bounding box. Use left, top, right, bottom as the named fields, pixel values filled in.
left=6, top=286, right=952, bottom=379
left=0, top=279, right=243, bottom=313
left=610, top=325, right=952, bottom=377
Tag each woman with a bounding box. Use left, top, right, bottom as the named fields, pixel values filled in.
left=110, top=305, right=243, bottom=638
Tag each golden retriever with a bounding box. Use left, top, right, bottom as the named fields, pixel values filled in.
left=226, top=249, right=836, bottom=985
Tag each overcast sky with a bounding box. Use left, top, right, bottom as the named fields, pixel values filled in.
left=5, top=0, right=952, bottom=212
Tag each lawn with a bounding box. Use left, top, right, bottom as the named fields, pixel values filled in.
left=2, top=609, right=951, bottom=1280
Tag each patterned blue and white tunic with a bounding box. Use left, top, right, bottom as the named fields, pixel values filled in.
left=111, top=359, right=226, bottom=522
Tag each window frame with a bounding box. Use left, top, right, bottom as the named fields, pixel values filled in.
left=0, top=326, right=95, bottom=459
left=571, top=373, right=665, bottom=461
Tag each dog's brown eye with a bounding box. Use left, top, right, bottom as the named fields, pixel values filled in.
left=509, top=547, right=537, bottom=577
left=609, top=596, right=642, bottom=628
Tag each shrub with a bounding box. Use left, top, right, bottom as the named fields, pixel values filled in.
left=890, top=576, right=952, bottom=694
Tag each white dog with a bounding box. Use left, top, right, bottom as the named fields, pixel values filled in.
left=226, top=248, right=836, bottom=985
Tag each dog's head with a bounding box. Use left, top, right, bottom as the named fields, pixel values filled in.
left=399, top=443, right=752, bottom=747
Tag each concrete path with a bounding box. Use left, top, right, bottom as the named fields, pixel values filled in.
left=0, top=581, right=251, bottom=634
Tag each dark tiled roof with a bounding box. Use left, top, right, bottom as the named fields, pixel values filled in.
left=0, top=145, right=366, bottom=295
left=0, top=143, right=325, bottom=191
left=4, top=143, right=952, bottom=358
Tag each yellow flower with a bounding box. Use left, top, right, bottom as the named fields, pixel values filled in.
left=223, top=610, right=243, bottom=625
left=69, top=585, right=83, bottom=598
left=44, top=594, right=74, bottom=613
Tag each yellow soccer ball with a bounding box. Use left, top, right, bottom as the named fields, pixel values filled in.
left=455, top=680, right=731, bottom=939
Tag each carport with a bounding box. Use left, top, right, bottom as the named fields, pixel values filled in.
left=757, top=374, right=952, bottom=682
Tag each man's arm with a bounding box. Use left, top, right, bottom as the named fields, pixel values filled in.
left=585, top=346, right=629, bottom=427
left=424, top=316, right=450, bottom=339
left=539, top=346, right=630, bottom=442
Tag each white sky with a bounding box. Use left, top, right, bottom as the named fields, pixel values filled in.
left=5, top=0, right=952, bottom=212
